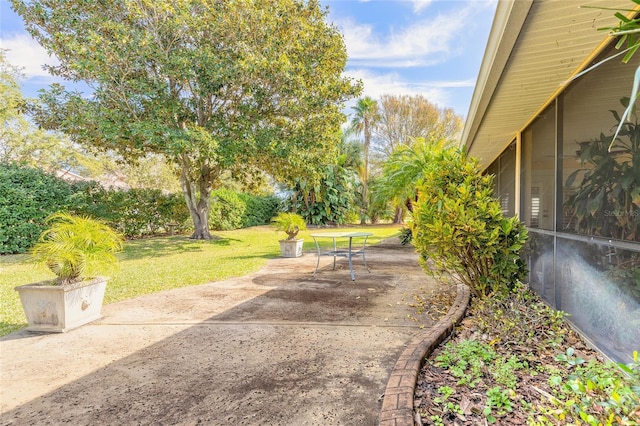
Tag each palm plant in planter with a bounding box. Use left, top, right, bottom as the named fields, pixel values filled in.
left=271, top=212, right=307, bottom=258
left=15, top=212, right=124, bottom=332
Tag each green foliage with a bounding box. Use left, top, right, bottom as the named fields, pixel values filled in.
left=430, top=386, right=462, bottom=424
left=421, top=284, right=640, bottom=425
left=209, top=189, right=279, bottom=231
left=372, top=137, right=445, bottom=216
left=493, top=355, right=528, bottom=390
left=471, top=282, right=570, bottom=348
left=555, top=347, right=586, bottom=368
left=271, top=212, right=307, bottom=240
left=71, top=183, right=190, bottom=238
left=565, top=98, right=640, bottom=242
left=541, top=351, right=640, bottom=425
left=350, top=96, right=379, bottom=224
left=0, top=162, right=75, bottom=254
left=410, top=145, right=528, bottom=297
left=13, top=0, right=361, bottom=238
left=599, top=0, right=640, bottom=64
left=293, top=136, right=360, bottom=226
left=435, top=339, right=497, bottom=388
left=294, top=164, right=357, bottom=225
left=209, top=189, right=245, bottom=231
left=31, top=212, right=124, bottom=284
left=0, top=164, right=190, bottom=252
left=0, top=51, right=83, bottom=173
left=433, top=386, right=455, bottom=404
left=399, top=227, right=412, bottom=245
left=434, top=337, right=530, bottom=407
left=483, top=386, right=513, bottom=423
left=238, top=193, right=280, bottom=228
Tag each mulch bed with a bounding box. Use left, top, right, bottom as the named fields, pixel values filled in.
left=413, top=288, right=611, bottom=425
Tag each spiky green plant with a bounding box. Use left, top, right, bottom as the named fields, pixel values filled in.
left=31, top=212, right=124, bottom=285
left=270, top=212, right=307, bottom=240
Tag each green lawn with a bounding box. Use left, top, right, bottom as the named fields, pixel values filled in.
left=0, top=224, right=401, bottom=336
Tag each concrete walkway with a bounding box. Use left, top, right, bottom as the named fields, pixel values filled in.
left=1, top=239, right=444, bottom=425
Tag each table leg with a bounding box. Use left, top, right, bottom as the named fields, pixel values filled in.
left=348, top=237, right=355, bottom=281
left=312, top=236, right=321, bottom=277
left=361, top=236, right=370, bottom=273
left=332, top=237, right=337, bottom=270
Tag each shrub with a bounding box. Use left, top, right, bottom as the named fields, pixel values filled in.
left=410, top=146, right=528, bottom=297
left=0, top=163, right=75, bottom=254
left=238, top=193, right=280, bottom=228
left=209, top=189, right=245, bottom=231
left=71, top=183, right=190, bottom=238
left=399, top=226, right=412, bottom=245
left=0, top=164, right=190, bottom=249
left=293, top=164, right=358, bottom=225
left=209, top=189, right=279, bottom=231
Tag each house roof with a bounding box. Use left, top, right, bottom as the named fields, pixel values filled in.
left=461, top=0, right=636, bottom=168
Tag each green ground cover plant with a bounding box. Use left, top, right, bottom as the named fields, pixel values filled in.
left=0, top=225, right=400, bottom=336
left=415, top=284, right=640, bottom=425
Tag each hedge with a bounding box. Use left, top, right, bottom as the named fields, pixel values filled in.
left=209, top=189, right=279, bottom=231
left=0, top=163, right=75, bottom=254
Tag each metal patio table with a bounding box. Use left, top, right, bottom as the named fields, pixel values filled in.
left=310, top=231, right=372, bottom=281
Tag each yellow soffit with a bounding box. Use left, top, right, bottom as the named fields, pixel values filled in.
left=462, top=0, right=639, bottom=168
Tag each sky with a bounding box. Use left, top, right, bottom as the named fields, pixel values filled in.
left=0, top=0, right=498, bottom=119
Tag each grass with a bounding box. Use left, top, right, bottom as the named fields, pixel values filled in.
left=0, top=224, right=401, bottom=336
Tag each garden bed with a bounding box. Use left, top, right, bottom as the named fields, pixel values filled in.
left=414, top=286, right=640, bottom=425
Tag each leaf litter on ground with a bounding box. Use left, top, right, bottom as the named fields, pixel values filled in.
left=413, top=283, right=640, bottom=425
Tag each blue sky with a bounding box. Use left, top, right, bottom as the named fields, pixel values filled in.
left=0, top=0, right=497, bottom=118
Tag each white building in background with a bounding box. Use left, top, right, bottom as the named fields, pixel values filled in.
left=462, top=0, right=640, bottom=362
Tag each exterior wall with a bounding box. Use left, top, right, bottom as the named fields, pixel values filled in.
left=487, top=47, right=640, bottom=362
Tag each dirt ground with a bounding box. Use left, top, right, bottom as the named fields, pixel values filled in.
left=1, top=239, right=451, bottom=425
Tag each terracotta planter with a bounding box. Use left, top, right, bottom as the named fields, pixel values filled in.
left=279, top=239, right=304, bottom=258
left=15, top=277, right=108, bottom=333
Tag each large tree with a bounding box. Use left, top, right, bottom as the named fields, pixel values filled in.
left=13, top=0, right=360, bottom=239
left=0, top=50, right=80, bottom=173
left=373, top=94, right=463, bottom=161
left=349, top=96, right=379, bottom=224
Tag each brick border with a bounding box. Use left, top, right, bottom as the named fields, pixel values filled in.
left=378, top=284, right=471, bottom=426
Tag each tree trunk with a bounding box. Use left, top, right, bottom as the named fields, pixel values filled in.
left=179, top=155, right=213, bottom=240
left=188, top=194, right=212, bottom=240
left=393, top=207, right=404, bottom=224
left=361, top=120, right=370, bottom=225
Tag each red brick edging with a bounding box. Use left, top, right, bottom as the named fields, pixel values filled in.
left=378, top=284, right=471, bottom=426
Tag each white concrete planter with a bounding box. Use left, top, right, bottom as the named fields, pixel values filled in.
left=279, top=239, right=304, bottom=258
left=15, top=277, right=108, bottom=333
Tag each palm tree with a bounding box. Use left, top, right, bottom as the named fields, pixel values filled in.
left=350, top=96, right=379, bottom=224
left=372, top=137, right=451, bottom=223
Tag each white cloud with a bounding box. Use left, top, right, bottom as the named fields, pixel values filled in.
left=347, top=68, right=445, bottom=105
left=411, top=0, right=434, bottom=14
left=0, top=34, right=58, bottom=80
left=338, top=5, right=472, bottom=68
